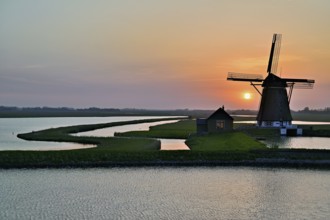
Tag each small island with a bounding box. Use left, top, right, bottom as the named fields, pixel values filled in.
left=1, top=113, right=330, bottom=169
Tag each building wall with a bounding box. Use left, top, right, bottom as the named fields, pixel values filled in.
left=207, top=119, right=233, bottom=133
left=257, top=86, right=292, bottom=123
left=196, top=118, right=208, bottom=134
left=197, top=124, right=208, bottom=134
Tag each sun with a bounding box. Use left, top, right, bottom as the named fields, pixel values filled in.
left=243, top=93, right=251, bottom=100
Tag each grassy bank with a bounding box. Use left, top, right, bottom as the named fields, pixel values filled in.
left=298, top=124, right=330, bottom=137
left=292, top=112, right=330, bottom=122
left=187, top=132, right=266, bottom=152
left=0, top=138, right=161, bottom=168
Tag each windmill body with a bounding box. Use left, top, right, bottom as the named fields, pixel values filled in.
left=227, top=34, right=315, bottom=128
left=257, top=73, right=292, bottom=127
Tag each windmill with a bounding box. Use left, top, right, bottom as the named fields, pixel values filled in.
left=227, top=34, right=315, bottom=128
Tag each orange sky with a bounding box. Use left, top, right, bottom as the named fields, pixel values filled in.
left=1, top=0, right=330, bottom=110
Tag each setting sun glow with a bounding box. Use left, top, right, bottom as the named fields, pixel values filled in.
left=244, top=93, right=252, bottom=100
left=0, top=1, right=330, bottom=110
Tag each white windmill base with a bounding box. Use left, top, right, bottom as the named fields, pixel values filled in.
left=258, top=121, right=303, bottom=136
left=258, top=120, right=292, bottom=128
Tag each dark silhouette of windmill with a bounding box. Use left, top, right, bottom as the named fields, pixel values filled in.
left=227, top=34, right=315, bottom=128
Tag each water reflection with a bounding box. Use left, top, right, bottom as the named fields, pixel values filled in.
left=1, top=168, right=329, bottom=220
left=159, top=139, right=189, bottom=150
left=262, top=136, right=330, bottom=149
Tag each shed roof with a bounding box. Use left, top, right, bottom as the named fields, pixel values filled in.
left=207, top=107, right=233, bottom=121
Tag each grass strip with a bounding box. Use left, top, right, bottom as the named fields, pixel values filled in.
left=186, top=132, right=267, bottom=152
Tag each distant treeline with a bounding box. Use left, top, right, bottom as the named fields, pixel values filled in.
left=226, top=109, right=258, bottom=115
left=0, top=106, right=328, bottom=118
left=229, top=107, right=330, bottom=115
left=0, top=106, right=212, bottom=118
left=295, top=107, right=330, bottom=114
left=0, top=106, right=120, bottom=113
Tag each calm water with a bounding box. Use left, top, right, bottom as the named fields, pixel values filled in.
left=0, top=167, right=329, bottom=220
left=75, top=120, right=189, bottom=150
left=263, top=136, right=330, bottom=149
left=0, top=117, right=179, bottom=151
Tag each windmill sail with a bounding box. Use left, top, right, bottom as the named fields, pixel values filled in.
left=267, top=34, right=282, bottom=74
left=227, top=33, right=315, bottom=129
left=227, top=72, right=263, bottom=82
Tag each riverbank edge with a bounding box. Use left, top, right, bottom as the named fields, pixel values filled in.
left=1, top=159, right=330, bottom=169
left=3, top=118, right=330, bottom=170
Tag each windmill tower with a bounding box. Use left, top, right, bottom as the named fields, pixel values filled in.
left=227, top=34, right=315, bottom=128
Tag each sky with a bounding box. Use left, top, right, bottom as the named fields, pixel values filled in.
left=1, top=0, right=330, bottom=110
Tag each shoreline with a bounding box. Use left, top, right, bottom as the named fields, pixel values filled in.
left=1, top=159, right=330, bottom=170
left=2, top=118, right=330, bottom=170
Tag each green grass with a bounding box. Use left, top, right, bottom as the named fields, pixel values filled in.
left=0, top=138, right=161, bottom=167
left=293, top=125, right=330, bottom=137
left=115, top=119, right=195, bottom=139
left=242, top=128, right=280, bottom=139
left=186, top=132, right=267, bottom=152
left=298, top=124, right=330, bottom=130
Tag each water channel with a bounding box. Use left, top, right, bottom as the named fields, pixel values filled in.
left=74, top=120, right=189, bottom=150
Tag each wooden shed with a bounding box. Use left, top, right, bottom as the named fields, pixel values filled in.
left=207, top=106, right=233, bottom=132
